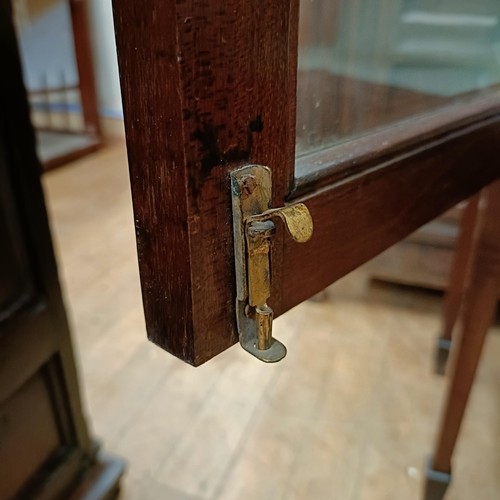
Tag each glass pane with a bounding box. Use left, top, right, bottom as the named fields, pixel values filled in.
left=296, top=0, right=500, bottom=157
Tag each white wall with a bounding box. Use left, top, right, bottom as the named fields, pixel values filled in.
left=87, top=0, right=123, bottom=118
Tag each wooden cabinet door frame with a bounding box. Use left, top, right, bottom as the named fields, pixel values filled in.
left=112, top=0, right=500, bottom=366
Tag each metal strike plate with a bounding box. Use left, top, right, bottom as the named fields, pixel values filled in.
left=231, top=165, right=313, bottom=362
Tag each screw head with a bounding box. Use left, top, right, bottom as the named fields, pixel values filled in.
left=239, top=175, right=257, bottom=197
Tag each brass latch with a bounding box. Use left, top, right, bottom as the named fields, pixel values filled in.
left=231, top=165, right=313, bottom=362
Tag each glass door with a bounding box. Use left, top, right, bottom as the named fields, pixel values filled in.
left=296, top=0, right=500, bottom=156
left=112, top=0, right=500, bottom=365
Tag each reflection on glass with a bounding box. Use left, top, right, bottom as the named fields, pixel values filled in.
left=296, top=0, right=500, bottom=157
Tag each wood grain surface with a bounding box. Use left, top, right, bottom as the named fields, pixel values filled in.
left=112, top=0, right=298, bottom=364
left=282, top=118, right=500, bottom=314
left=113, top=0, right=500, bottom=366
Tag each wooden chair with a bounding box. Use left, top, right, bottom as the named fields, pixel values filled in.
left=426, top=181, right=500, bottom=499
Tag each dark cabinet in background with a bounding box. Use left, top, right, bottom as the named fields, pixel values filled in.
left=0, top=2, right=122, bottom=498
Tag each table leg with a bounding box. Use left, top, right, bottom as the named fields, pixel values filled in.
left=435, top=195, right=480, bottom=375
left=425, top=182, right=500, bottom=499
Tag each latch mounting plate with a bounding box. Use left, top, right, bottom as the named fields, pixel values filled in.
left=230, top=165, right=313, bottom=362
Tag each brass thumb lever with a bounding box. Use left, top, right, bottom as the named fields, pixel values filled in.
left=245, top=203, right=313, bottom=358
left=248, top=203, right=314, bottom=243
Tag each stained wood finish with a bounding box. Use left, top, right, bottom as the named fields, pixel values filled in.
left=1, top=3, right=122, bottom=497
left=112, top=0, right=298, bottom=365
left=0, top=373, right=60, bottom=499
left=440, top=195, right=481, bottom=343
left=434, top=197, right=481, bottom=375
left=280, top=118, right=500, bottom=314
left=0, top=151, right=34, bottom=322
left=431, top=181, right=500, bottom=476
left=113, top=0, right=500, bottom=365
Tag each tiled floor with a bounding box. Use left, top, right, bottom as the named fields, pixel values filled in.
left=43, top=144, right=500, bottom=500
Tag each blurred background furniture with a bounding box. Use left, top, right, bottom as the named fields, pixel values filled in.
left=297, top=0, right=500, bottom=294
left=0, top=2, right=122, bottom=497
left=368, top=206, right=465, bottom=292
left=12, top=0, right=102, bottom=170
left=426, top=182, right=500, bottom=500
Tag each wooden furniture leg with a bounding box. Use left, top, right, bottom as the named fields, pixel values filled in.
left=425, top=181, right=500, bottom=499
left=435, top=195, right=481, bottom=374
